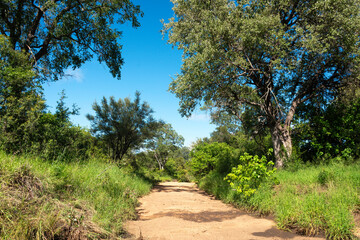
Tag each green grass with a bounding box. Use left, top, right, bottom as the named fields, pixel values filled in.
left=198, top=163, right=360, bottom=239
left=0, top=151, right=152, bottom=239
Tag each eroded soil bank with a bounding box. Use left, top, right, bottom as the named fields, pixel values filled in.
left=125, top=182, right=324, bottom=240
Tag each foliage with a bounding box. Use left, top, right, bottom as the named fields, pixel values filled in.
left=163, top=0, right=360, bottom=167
left=0, top=0, right=142, bottom=80
left=209, top=125, right=273, bottom=159
left=134, top=166, right=173, bottom=184
left=15, top=90, right=94, bottom=162
left=0, top=151, right=152, bottom=238
left=225, top=151, right=277, bottom=198
left=0, top=35, right=93, bottom=161
left=0, top=35, right=45, bottom=153
left=87, top=92, right=162, bottom=163
left=198, top=171, right=237, bottom=203
left=190, top=142, right=235, bottom=179
left=34, top=113, right=94, bottom=161
left=210, top=126, right=239, bottom=147
left=146, top=123, right=184, bottom=170
left=293, top=98, right=360, bottom=163
left=165, top=156, right=191, bottom=182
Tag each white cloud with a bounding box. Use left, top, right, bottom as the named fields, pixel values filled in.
left=63, top=68, right=84, bottom=83
left=188, top=113, right=210, bottom=121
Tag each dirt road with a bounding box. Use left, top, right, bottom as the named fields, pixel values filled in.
left=125, top=182, right=324, bottom=240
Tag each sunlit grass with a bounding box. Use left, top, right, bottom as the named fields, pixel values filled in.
left=0, top=151, right=152, bottom=239
left=198, top=162, right=360, bottom=239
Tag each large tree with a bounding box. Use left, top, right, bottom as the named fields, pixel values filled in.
left=0, top=0, right=142, bottom=80
left=87, top=92, right=162, bottom=162
left=163, top=0, right=360, bottom=167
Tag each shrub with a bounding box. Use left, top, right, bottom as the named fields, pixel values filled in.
left=225, top=151, right=277, bottom=198
left=190, top=142, right=235, bottom=179
left=317, top=169, right=335, bottom=186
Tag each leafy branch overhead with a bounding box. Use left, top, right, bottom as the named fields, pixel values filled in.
left=0, top=0, right=142, bottom=80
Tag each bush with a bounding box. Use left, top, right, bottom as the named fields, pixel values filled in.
left=224, top=151, right=277, bottom=198
left=190, top=142, right=235, bottom=179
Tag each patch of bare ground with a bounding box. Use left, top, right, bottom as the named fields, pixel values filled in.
left=125, top=182, right=325, bottom=240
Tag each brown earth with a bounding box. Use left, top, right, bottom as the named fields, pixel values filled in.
left=124, top=182, right=325, bottom=240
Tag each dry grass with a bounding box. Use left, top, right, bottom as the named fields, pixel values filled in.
left=0, top=152, right=152, bottom=239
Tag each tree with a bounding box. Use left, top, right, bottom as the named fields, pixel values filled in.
left=146, top=123, right=184, bottom=170
left=0, top=35, right=44, bottom=152
left=0, top=0, right=142, bottom=80
left=87, top=92, right=162, bottom=163
left=163, top=0, right=360, bottom=167
left=55, top=90, right=79, bottom=125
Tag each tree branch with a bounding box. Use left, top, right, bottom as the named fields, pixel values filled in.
left=24, top=1, right=46, bottom=50
left=35, top=4, right=77, bottom=60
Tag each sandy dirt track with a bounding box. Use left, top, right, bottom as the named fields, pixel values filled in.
left=125, top=182, right=324, bottom=240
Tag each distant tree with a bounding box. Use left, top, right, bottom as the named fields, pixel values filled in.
left=55, top=90, right=79, bottom=125
left=208, top=108, right=272, bottom=155
left=146, top=123, right=184, bottom=170
left=0, top=0, right=142, bottom=80
left=163, top=0, right=360, bottom=167
left=87, top=92, right=162, bottom=163
left=165, top=146, right=191, bottom=181
left=210, top=126, right=234, bottom=146
left=0, top=35, right=44, bottom=152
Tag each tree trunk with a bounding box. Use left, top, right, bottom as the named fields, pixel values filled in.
left=154, top=151, right=164, bottom=170
left=270, top=123, right=292, bottom=168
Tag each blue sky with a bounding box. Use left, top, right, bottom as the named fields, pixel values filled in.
left=43, top=0, right=216, bottom=147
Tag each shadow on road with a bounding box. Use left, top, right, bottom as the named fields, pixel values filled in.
left=152, top=183, right=212, bottom=197
left=140, top=209, right=245, bottom=223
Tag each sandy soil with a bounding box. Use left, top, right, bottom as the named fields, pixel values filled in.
left=124, top=182, right=324, bottom=240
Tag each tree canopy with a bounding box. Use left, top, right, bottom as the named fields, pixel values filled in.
left=0, top=0, right=142, bottom=80
left=86, top=92, right=162, bottom=162
left=163, top=0, right=360, bottom=167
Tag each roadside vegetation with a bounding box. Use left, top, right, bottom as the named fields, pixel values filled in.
left=1, top=0, right=360, bottom=239
left=0, top=151, right=152, bottom=239
left=196, top=159, right=360, bottom=239
left=182, top=109, right=360, bottom=239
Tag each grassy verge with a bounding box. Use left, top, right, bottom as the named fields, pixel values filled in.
left=198, top=162, right=360, bottom=239
left=0, top=151, right=152, bottom=239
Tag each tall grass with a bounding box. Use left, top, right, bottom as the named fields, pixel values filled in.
left=0, top=151, right=152, bottom=239
left=198, top=162, right=360, bottom=239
